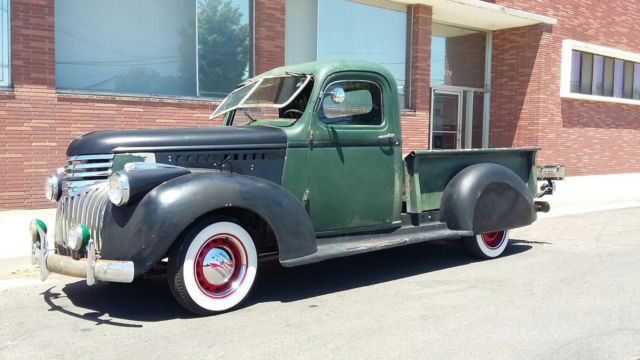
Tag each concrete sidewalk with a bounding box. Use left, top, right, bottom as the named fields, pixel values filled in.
left=1, top=172, right=639, bottom=274
left=0, top=208, right=56, bottom=274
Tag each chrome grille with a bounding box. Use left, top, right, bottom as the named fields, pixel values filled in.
left=54, top=154, right=113, bottom=256
left=55, top=184, right=110, bottom=254
left=64, top=154, right=113, bottom=196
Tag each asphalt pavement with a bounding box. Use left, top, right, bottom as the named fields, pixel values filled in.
left=1, top=207, right=639, bottom=359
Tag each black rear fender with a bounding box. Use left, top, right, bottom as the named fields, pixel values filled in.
left=439, top=163, right=536, bottom=234
left=101, top=172, right=316, bottom=276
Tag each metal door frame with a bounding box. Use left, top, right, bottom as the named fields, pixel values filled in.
left=429, top=88, right=463, bottom=149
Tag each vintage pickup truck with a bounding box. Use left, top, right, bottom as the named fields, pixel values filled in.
left=31, top=60, right=562, bottom=315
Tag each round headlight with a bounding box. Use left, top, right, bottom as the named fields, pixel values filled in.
left=68, top=224, right=90, bottom=251
left=108, top=172, right=131, bottom=206
left=44, top=173, right=61, bottom=202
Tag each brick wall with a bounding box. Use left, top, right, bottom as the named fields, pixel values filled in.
left=401, top=4, right=432, bottom=153
left=0, top=0, right=285, bottom=209
left=254, top=0, right=285, bottom=74
left=490, top=24, right=546, bottom=150
left=490, top=0, right=640, bottom=175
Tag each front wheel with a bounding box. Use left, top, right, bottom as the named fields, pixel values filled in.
left=168, top=217, right=258, bottom=315
left=464, top=230, right=510, bottom=259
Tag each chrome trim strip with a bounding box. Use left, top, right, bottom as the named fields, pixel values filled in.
left=68, top=154, right=114, bottom=161
left=65, top=170, right=112, bottom=178
left=67, top=162, right=113, bottom=170
left=122, top=162, right=184, bottom=171
left=87, top=189, right=100, bottom=242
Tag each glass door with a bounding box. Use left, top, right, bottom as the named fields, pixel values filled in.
left=430, top=89, right=462, bottom=149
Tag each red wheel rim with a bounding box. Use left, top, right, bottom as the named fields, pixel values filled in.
left=481, top=231, right=505, bottom=249
left=194, top=233, right=248, bottom=298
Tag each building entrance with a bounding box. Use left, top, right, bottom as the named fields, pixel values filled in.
left=430, top=22, right=491, bottom=149
left=430, top=87, right=485, bottom=149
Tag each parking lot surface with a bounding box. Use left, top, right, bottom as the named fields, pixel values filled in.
left=1, top=207, right=639, bottom=359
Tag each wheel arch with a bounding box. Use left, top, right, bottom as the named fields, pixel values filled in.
left=439, top=163, right=536, bottom=234
left=172, top=206, right=280, bottom=259
left=101, top=172, right=317, bottom=276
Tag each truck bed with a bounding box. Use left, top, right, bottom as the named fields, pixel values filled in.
left=404, top=147, right=539, bottom=213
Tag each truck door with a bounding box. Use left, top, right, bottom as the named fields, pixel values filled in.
left=306, top=74, right=402, bottom=233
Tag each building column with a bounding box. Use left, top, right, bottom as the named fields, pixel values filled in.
left=253, top=0, right=286, bottom=75
left=401, top=4, right=432, bottom=152
left=10, top=0, right=55, bottom=88
left=409, top=4, right=431, bottom=113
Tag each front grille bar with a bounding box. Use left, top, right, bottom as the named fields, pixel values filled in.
left=63, top=153, right=114, bottom=197
left=56, top=184, right=109, bottom=254
left=65, top=154, right=113, bottom=180
left=56, top=154, right=114, bottom=255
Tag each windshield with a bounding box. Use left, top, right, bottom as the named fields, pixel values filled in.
left=210, top=75, right=313, bottom=120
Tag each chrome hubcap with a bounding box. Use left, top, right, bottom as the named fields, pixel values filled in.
left=201, top=248, right=235, bottom=286
left=194, top=234, right=247, bottom=298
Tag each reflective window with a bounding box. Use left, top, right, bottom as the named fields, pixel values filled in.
left=317, top=0, right=406, bottom=88
left=603, top=57, right=614, bottom=96
left=570, top=49, right=639, bottom=100
left=431, top=23, right=486, bottom=88
left=614, top=59, right=624, bottom=98
left=580, top=53, right=593, bottom=94
left=0, top=0, right=9, bottom=87
left=319, top=81, right=382, bottom=126
left=591, top=55, right=604, bottom=96
left=634, top=63, right=640, bottom=100
left=55, top=0, right=250, bottom=98
left=623, top=61, right=634, bottom=99
left=570, top=51, right=581, bottom=93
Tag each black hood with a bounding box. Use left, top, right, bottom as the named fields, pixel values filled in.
left=66, top=126, right=287, bottom=156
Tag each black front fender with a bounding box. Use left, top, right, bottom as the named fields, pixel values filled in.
left=439, top=163, right=536, bottom=234
left=100, top=172, right=316, bottom=276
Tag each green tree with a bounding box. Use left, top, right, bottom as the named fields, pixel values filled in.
left=194, top=0, right=249, bottom=98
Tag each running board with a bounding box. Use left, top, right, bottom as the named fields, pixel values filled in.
left=280, top=222, right=473, bottom=267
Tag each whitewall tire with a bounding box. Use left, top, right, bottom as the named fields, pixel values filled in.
left=464, top=230, right=510, bottom=259
left=168, top=218, right=258, bottom=315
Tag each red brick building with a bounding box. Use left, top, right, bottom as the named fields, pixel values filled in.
left=1, top=0, right=639, bottom=209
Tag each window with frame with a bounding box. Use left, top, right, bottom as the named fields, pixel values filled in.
left=0, top=0, right=10, bottom=88
left=319, top=81, right=382, bottom=126
left=55, top=0, right=251, bottom=98
left=568, top=48, right=640, bottom=101
left=285, top=0, right=407, bottom=108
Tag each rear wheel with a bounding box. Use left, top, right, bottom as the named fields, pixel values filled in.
left=464, top=230, right=510, bottom=259
left=168, top=217, right=258, bottom=315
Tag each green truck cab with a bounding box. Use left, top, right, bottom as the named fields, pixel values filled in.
left=31, top=60, right=562, bottom=315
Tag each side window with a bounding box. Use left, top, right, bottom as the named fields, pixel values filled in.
left=319, top=81, right=382, bottom=126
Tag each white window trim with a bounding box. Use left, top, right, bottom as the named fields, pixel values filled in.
left=560, top=39, right=640, bottom=106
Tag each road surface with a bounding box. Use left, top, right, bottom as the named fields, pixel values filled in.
left=1, top=207, right=639, bottom=359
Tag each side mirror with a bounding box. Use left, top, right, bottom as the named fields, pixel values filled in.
left=329, top=87, right=346, bottom=104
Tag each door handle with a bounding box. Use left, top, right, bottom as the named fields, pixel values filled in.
left=378, top=133, right=399, bottom=146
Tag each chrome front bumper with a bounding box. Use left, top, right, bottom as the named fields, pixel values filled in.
left=30, top=219, right=134, bottom=285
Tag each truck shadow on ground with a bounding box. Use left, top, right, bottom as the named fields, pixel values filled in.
left=45, top=239, right=537, bottom=324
